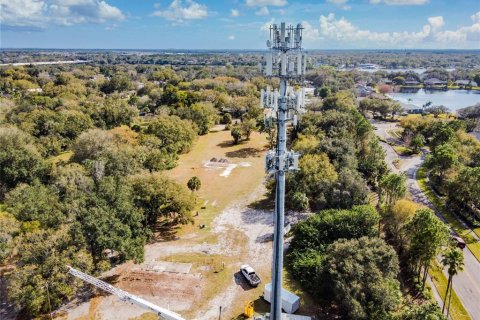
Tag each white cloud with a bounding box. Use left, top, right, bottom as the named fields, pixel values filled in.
left=152, top=0, right=208, bottom=22
left=256, top=6, right=269, bottom=16
left=0, top=0, right=125, bottom=28
left=472, top=11, right=480, bottom=23
left=245, top=0, right=287, bottom=7
left=311, top=12, right=480, bottom=48
left=327, top=0, right=351, bottom=10
left=370, top=0, right=428, bottom=5
left=230, top=9, right=240, bottom=17
left=428, top=16, right=444, bottom=29
left=261, top=18, right=275, bottom=32
left=228, top=35, right=235, bottom=40
left=302, top=21, right=320, bottom=40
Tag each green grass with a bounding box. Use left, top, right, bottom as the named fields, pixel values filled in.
left=429, top=260, right=471, bottom=320
left=392, top=145, right=415, bottom=156
left=416, top=167, right=480, bottom=262
left=46, top=151, right=73, bottom=165
left=387, top=129, right=403, bottom=140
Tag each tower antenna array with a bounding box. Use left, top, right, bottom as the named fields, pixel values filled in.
left=262, top=22, right=306, bottom=319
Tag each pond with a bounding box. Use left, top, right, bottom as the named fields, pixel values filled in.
left=387, top=88, right=480, bottom=111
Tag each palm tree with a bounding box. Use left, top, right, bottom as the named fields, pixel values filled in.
left=441, top=247, right=464, bottom=316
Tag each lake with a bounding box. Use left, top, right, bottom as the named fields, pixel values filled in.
left=387, top=89, right=480, bottom=111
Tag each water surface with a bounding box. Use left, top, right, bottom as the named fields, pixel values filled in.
left=387, top=89, right=480, bottom=111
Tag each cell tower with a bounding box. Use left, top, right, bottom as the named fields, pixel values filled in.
left=261, top=22, right=306, bottom=319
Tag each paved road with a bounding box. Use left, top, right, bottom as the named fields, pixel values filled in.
left=371, top=119, right=480, bottom=320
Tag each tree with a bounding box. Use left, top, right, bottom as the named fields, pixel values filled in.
left=327, top=169, right=369, bottom=209
left=0, top=212, right=19, bottom=263
left=427, top=143, right=458, bottom=184
left=286, top=153, right=338, bottom=210
left=379, top=173, right=407, bottom=209
left=407, top=209, right=449, bottom=290
left=290, top=205, right=380, bottom=254
left=318, top=86, right=331, bottom=98
left=400, top=302, right=447, bottom=320
left=221, top=113, right=232, bottom=125
left=441, top=247, right=464, bottom=317
left=146, top=116, right=197, bottom=154
left=324, top=237, right=401, bottom=320
left=231, top=125, right=242, bottom=145
left=447, top=166, right=480, bottom=223
left=187, top=176, right=201, bottom=193
left=387, top=199, right=421, bottom=250
left=393, top=76, right=405, bottom=85
left=390, top=101, right=404, bottom=119
left=426, top=105, right=449, bottom=118
left=240, top=118, right=257, bottom=140
left=288, top=205, right=380, bottom=292
left=130, top=172, right=195, bottom=226
left=8, top=226, right=93, bottom=317
left=5, top=181, right=65, bottom=229
left=100, top=75, right=133, bottom=94
left=90, top=99, right=138, bottom=129
left=430, top=124, right=455, bottom=150
left=71, top=176, right=147, bottom=265
left=176, top=102, right=218, bottom=135
left=411, top=133, right=425, bottom=153
left=0, top=126, right=46, bottom=194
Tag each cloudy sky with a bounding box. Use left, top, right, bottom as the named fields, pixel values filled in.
left=1, top=0, right=479, bottom=49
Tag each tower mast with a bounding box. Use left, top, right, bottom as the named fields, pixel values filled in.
left=262, top=22, right=306, bottom=319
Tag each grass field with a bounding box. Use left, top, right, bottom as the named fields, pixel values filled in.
left=167, top=126, right=269, bottom=237
left=392, top=145, right=415, bottom=156
left=416, top=167, right=480, bottom=262
left=429, top=260, right=471, bottom=320
left=47, top=151, right=73, bottom=165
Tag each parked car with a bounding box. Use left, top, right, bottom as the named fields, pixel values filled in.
left=240, top=264, right=261, bottom=287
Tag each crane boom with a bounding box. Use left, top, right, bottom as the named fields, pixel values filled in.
left=67, top=266, right=185, bottom=320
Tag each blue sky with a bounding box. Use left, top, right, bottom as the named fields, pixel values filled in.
left=1, top=0, right=479, bottom=49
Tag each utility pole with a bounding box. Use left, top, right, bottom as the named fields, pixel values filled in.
left=262, top=22, right=306, bottom=319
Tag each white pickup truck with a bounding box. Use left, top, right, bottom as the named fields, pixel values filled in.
left=240, top=264, right=261, bottom=287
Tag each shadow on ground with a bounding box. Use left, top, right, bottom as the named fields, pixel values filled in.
left=234, top=271, right=256, bottom=291
left=226, top=147, right=263, bottom=158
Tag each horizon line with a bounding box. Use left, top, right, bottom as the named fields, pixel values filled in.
left=1, top=48, right=480, bottom=51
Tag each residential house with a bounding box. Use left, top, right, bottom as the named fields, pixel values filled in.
left=404, top=78, right=420, bottom=86
left=401, top=102, right=423, bottom=114
left=380, top=78, right=392, bottom=85
left=355, top=84, right=375, bottom=97
left=424, top=78, right=446, bottom=87
left=455, top=80, right=478, bottom=88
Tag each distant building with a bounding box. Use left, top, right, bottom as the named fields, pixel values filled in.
left=404, top=78, right=420, bottom=86
left=355, top=84, right=375, bottom=97
left=380, top=78, right=392, bottom=85
left=401, top=102, right=423, bottom=114
left=455, top=80, right=477, bottom=87
left=424, top=78, right=446, bottom=86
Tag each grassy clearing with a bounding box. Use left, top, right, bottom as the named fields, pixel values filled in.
left=47, top=151, right=73, bottom=165
left=429, top=260, right=471, bottom=320
left=416, top=167, right=480, bottom=262
left=392, top=145, right=415, bottom=156
left=387, top=129, right=403, bottom=140
left=167, top=129, right=268, bottom=237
